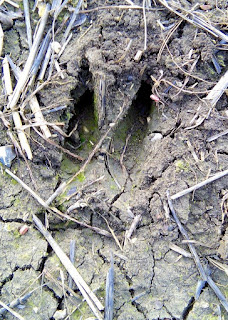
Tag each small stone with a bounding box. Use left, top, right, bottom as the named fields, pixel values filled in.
left=200, top=4, right=212, bottom=10
left=53, top=309, right=67, bottom=320
left=149, top=133, right=163, bottom=142
left=82, top=126, right=89, bottom=133
left=33, top=307, right=38, bottom=313
left=0, top=145, right=16, bottom=167
left=51, top=41, right=61, bottom=54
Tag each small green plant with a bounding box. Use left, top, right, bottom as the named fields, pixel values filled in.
left=77, top=172, right=85, bottom=182
left=175, top=160, right=190, bottom=172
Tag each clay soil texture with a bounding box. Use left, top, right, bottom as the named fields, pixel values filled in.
left=0, top=0, right=227, bottom=319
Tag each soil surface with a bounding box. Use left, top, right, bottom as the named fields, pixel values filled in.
left=0, top=0, right=228, bottom=319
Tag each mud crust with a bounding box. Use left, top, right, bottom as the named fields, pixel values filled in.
left=0, top=0, right=227, bottom=319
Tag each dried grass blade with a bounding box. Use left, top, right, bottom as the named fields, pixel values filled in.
left=49, top=106, right=125, bottom=202
left=0, top=24, right=3, bottom=57
left=204, top=69, right=228, bottom=107
left=62, top=0, right=83, bottom=44
left=53, top=0, right=69, bottom=19
left=171, top=169, right=228, bottom=200
left=33, top=214, right=104, bottom=319
left=33, top=126, right=83, bottom=160
left=0, top=300, right=25, bottom=320
left=5, top=168, right=49, bottom=208
left=143, top=0, right=147, bottom=51
left=126, top=214, right=142, bottom=240
left=6, top=55, right=21, bottom=80
left=208, top=257, right=228, bottom=276
left=0, top=291, right=34, bottom=316
left=3, top=0, right=19, bottom=8
left=167, top=191, right=228, bottom=312
left=101, top=215, right=122, bottom=251
left=23, top=0, right=32, bottom=48
left=68, top=239, right=76, bottom=289
left=2, top=57, right=32, bottom=159
left=37, top=44, right=52, bottom=81
left=29, top=30, right=51, bottom=86
left=4, top=167, right=111, bottom=238
left=43, top=268, right=77, bottom=299
left=7, top=55, right=52, bottom=140
left=7, top=3, right=50, bottom=111
left=29, top=96, right=52, bottom=138
left=46, top=182, right=67, bottom=205
left=169, top=243, right=192, bottom=258
left=51, top=207, right=112, bottom=237
left=207, top=129, right=228, bottom=142
left=158, top=0, right=228, bottom=42
left=58, top=33, right=72, bottom=58
left=104, top=253, right=114, bottom=320
left=51, top=0, right=62, bottom=11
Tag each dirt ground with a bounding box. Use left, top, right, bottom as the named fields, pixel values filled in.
left=0, top=0, right=228, bottom=319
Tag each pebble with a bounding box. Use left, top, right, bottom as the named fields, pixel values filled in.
left=149, top=133, right=163, bottom=142
left=0, top=145, right=16, bottom=167
left=53, top=309, right=67, bottom=320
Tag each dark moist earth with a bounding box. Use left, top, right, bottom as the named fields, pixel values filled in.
left=0, top=0, right=228, bottom=319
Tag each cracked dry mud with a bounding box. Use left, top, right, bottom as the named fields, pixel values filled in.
left=0, top=0, right=228, bottom=319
